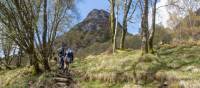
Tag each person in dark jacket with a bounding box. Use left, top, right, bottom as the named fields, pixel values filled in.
left=66, top=48, right=74, bottom=63
left=58, top=44, right=66, bottom=70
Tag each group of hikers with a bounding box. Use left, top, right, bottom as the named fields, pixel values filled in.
left=58, top=44, right=74, bottom=72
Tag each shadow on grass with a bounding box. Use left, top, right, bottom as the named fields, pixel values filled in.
left=135, top=46, right=200, bottom=87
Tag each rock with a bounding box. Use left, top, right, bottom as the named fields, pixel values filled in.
left=56, top=83, right=67, bottom=87
left=54, top=77, right=68, bottom=82
left=56, top=73, right=71, bottom=78
left=74, top=9, right=112, bottom=32
left=86, top=9, right=110, bottom=21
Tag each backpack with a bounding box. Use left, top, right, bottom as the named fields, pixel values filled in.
left=59, top=48, right=65, bottom=57
left=67, top=49, right=74, bottom=63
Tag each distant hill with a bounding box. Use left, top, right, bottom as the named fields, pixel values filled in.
left=55, top=9, right=141, bottom=58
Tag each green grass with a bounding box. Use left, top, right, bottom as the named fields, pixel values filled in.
left=1, top=44, right=200, bottom=88
left=0, top=66, right=35, bottom=88
left=71, top=44, right=200, bottom=88
left=0, top=66, right=56, bottom=88
left=72, top=50, right=147, bottom=87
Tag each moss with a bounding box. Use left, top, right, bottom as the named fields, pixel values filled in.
left=0, top=66, right=56, bottom=88
left=0, top=67, right=36, bottom=88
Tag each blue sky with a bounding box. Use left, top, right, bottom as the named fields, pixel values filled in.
left=76, top=0, right=190, bottom=34
left=77, top=0, right=140, bottom=34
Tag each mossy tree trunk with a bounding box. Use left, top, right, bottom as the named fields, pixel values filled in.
left=113, top=0, right=120, bottom=53
left=42, top=0, right=50, bottom=71
left=141, top=0, right=149, bottom=54
left=16, top=48, right=22, bottom=67
left=149, top=0, right=158, bottom=53
left=28, top=32, right=42, bottom=74
left=110, top=0, right=116, bottom=53
left=120, top=0, right=133, bottom=49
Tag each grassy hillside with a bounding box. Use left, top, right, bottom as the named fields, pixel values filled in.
left=71, top=44, right=200, bottom=88
left=1, top=43, right=200, bottom=88
left=0, top=61, right=58, bottom=88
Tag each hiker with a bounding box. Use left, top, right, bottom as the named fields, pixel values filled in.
left=58, top=44, right=66, bottom=70
left=62, top=48, right=74, bottom=72
left=66, top=48, right=74, bottom=63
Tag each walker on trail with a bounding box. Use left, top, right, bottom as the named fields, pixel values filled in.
left=58, top=45, right=66, bottom=70
left=66, top=48, right=74, bottom=63
left=58, top=45, right=74, bottom=73
left=63, top=48, right=74, bottom=72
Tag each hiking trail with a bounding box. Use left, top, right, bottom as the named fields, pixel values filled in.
left=52, top=70, right=78, bottom=88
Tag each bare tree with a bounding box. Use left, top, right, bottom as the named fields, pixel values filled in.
left=0, top=33, right=14, bottom=69
left=16, top=47, right=23, bottom=67
left=41, top=0, right=50, bottom=71
left=167, top=0, right=200, bottom=41
left=113, top=0, right=120, bottom=53
left=120, top=0, right=133, bottom=49
left=0, top=0, right=76, bottom=73
left=0, top=0, right=42, bottom=73
left=149, top=0, right=158, bottom=53
left=34, top=0, right=76, bottom=71
left=109, top=0, right=116, bottom=53
left=141, top=0, right=149, bottom=54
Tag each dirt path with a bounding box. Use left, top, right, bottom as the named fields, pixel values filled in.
left=52, top=70, right=78, bottom=88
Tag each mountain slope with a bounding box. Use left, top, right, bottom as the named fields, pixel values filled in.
left=55, top=9, right=137, bottom=58
left=71, top=43, right=200, bottom=88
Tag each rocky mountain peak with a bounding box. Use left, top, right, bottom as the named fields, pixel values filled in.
left=72, top=9, right=111, bottom=31
left=85, top=9, right=110, bottom=20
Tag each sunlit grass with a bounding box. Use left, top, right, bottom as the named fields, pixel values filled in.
left=72, top=44, right=200, bottom=88
left=72, top=50, right=145, bottom=87
left=0, top=66, right=56, bottom=88
left=1, top=43, right=200, bottom=88
left=0, top=66, right=34, bottom=88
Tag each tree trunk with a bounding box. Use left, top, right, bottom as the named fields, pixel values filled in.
left=30, top=57, right=33, bottom=65
left=120, top=0, right=132, bottom=49
left=43, top=58, right=50, bottom=71
left=149, top=0, right=157, bottom=53
left=42, top=0, right=50, bottom=71
left=113, top=2, right=119, bottom=53
left=120, top=28, right=126, bottom=49
left=110, top=0, right=116, bottom=44
left=27, top=49, right=41, bottom=74
left=32, top=53, right=42, bottom=74
left=30, top=27, right=42, bottom=74
left=141, top=0, right=149, bottom=54
left=16, top=56, right=21, bottom=67
left=16, top=48, right=22, bottom=67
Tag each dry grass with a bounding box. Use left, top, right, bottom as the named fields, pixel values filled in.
left=0, top=66, right=56, bottom=88
left=72, top=44, right=200, bottom=88
left=73, top=50, right=141, bottom=83
left=1, top=43, right=200, bottom=88
left=0, top=66, right=34, bottom=88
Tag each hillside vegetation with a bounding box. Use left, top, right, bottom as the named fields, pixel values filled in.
left=1, top=0, right=200, bottom=88
left=0, top=65, right=59, bottom=88
left=1, top=43, right=200, bottom=88
left=71, top=43, right=200, bottom=88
